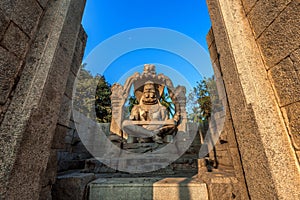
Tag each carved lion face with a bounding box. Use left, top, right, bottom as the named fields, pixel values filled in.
left=141, top=83, right=159, bottom=105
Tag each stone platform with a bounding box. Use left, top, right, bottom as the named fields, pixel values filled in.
left=88, top=177, right=208, bottom=200
left=83, top=157, right=198, bottom=176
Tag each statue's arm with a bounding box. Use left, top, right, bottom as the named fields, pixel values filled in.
left=129, top=106, right=139, bottom=120
left=161, top=106, right=177, bottom=125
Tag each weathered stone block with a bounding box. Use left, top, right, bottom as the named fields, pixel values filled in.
left=52, top=124, right=70, bottom=149
left=83, top=158, right=117, bottom=173
left=269, top=57, right=300, bottom=106
left=171, top=158, right=198, bottom=172
left=241, top=0, right=258, bottom=14
left=89, top=178, right=208, bottom=200
left=72, top=141, right=90, bottom=154
left=0, top=46, right=21, bottom=104
left=65, top=71, right=76, bottom=99
left=248, top=0, right=291, bottom=38
left=39, top=185, right=52, bottom=200
left=39, top=150, right=57, bottom=200
left=282, top=102, right=300, bottom=150
left=153, top=178, right=208, bottom=200
left=214, top=106, right=238, bottom=150
left=0, top=0, right=42, bottom=36
left=58, top=160, right=86, bottom=172
left=41, top=150, right=57, bottom=187
left=52, top=172, right=96, bottom=200
left=206, top=28, right=214, bottom=48
left=11, top=0, right=43, bottom=36
left=207, top=181, right=237, bottom=200
left=1, top=22, right=30, bottom=58
left=212, top=61, right=227, bottom=103
left=57, top=150, right=90, bottom=172
left=0, top=10, right=10, bottom=40
left=257, top=0, right=300, bottom=68
left=0, top=0, right=14, bottom=17
left=213, top=136, right=229, bottom=151
left=227, top=147, right=249, bottom=198
left=290, top=48, right=300, bottom=77
left=65, top=135, right=73, bottom=145
left=214, top=150, right=233, bottom=167
left=200, top=170, right=243, bottom=200
left=37, top=0, right=49, bottom=9
left=57, top=95, right=72, bottom=127
left=0, top=99, right=10, bottom=124
left=57, top=151, right=77, bottom=163
left=70, top=36, right=84, bottom=76
left=70, top=27, right=87, bottom=76
left=208, top=40, right=219, bottom=64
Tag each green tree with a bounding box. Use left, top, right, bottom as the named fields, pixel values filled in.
left=160, top=91, right=175, bottom=118
left=187, top=76, right=222, bottom=123
left=73, top=64, right=98, bottom=118
left=95, top=75, right=112, bottom=123
left=195, top=78, right=212, bottom=121
left=73, top=64, right=112, bottom=122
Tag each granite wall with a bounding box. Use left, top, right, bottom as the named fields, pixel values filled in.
left=0, top=0, right=46, bottom=125
left=0, top=0, right=87, bottom=199
left=245, top=0, right=300, bottom=164
left=206, top=0, right=300, bottom=199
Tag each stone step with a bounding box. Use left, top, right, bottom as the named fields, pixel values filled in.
left=82, top=158, right=176, bottom=175
left=82, top=158, right=117, bottom=173
left=52, top=170, right=96, bottom=200
left=82, top=158, right=198, bottom=175
left=88, top=177, right=208, bottom=200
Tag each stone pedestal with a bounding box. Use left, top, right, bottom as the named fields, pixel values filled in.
left=88, top=177, right=208, bottom=200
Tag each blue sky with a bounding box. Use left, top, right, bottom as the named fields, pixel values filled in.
left=81, top=0, right=212, bottom=88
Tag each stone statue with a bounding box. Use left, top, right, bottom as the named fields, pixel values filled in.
left=122, top=81, right=177, bottom=143
left=109, top=64, right=187, bottom=145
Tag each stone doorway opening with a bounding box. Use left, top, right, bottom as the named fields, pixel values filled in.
left=51, top=1, right=242, bottom=199
left=50, top=1, right=221, bottom=199
left=1, top=0, right=299, bottom=199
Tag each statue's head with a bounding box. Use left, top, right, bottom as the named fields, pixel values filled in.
left=141, top=81, right=159, bottom=105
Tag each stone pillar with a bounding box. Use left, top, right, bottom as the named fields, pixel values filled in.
left=206, top=0, right=300, bottom=199
left=40, top=26, right=88, bottom=200
left=205, top=28, right=250, bottom=199
left=110, top=84, right=126, bottom=138
left=0, top=0, right=86, bottom=199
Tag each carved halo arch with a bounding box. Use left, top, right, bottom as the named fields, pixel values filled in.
left=110, top=64, right=187, bottom=139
